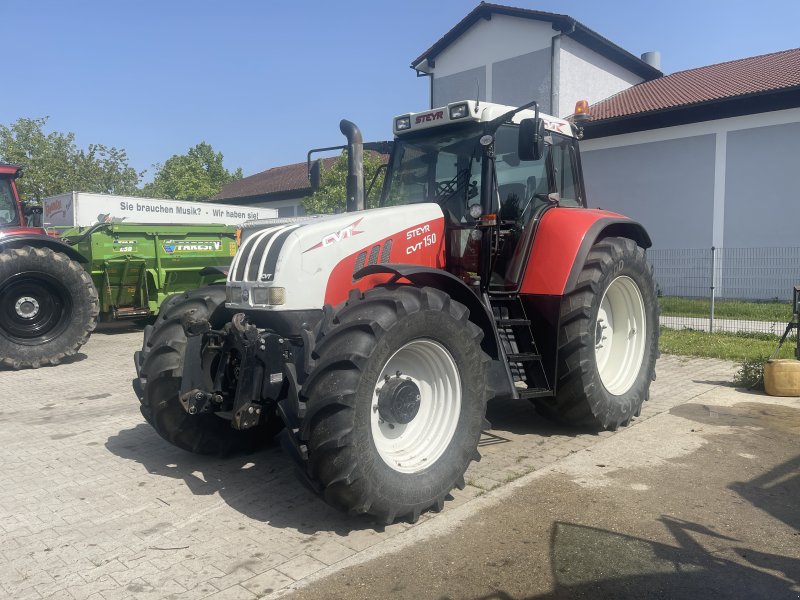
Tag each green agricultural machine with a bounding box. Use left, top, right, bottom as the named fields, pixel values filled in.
left=58, top=222, right=240, bottom=321
left=0, top=178, right=276, bottom=369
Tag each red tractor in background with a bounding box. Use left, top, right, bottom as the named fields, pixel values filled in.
left=134, top=99, right=659, bottom=524
left=0, top=164, right=98, bottom=368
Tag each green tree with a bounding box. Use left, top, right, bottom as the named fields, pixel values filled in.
left=303, top=151, right=386, bottom=215
left=0, top=117, right=141, bottom=200
left=143, top=142, right=242, bottom=201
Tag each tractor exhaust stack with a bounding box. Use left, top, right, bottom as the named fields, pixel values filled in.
left=340, top=119, right=364, bottom=212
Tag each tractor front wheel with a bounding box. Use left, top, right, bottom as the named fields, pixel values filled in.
left=537, top=237, right=659, bottom=430
left=281, top=286, right=491, bottom=524
left=134, top=286, right=278, bottom=454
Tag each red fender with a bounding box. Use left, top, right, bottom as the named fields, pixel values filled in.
left=520, top=208, right=651, bottom=296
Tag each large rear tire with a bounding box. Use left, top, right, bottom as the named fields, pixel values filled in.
left=0, top=246, right=98, bottom=369
left=536, top=237, right=659, bottom=430
left=280, top=286, right=491, bottom=524
left=134, top=286, right=276, bottom=455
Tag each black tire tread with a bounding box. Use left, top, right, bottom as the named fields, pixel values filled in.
left=134, top=286, right=273, bottom=455
left=536, top=237, right=659, bottom=430
left=0, top=246, right=98, bottom=369
left=280, top=285, right=490, bottom=524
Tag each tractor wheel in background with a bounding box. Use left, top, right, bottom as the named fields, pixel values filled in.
left=280, top=285, right=491, bottom=524
left=134, top=292, right=183, bottom=375
left=536, top=236, right=659, bottom=430
left=134, top=286, right=279, bottom=455
left=0, top=246, right=98, bottom=369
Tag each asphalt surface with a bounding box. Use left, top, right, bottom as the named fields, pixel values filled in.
left=284, top=387, right=800, bottom=600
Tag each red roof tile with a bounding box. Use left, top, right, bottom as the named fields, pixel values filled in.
left=588, top=48, right=800, bottom=122
left=214, top=157, right=338, bottom=201
left=215, top=150, right=391, bottom=202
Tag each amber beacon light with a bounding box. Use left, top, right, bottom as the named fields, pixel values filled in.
left=573, top=99, right=591, bottom=124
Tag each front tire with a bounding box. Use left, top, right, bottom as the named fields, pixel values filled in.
left=537, top=237, right=659, bottom=430
left=134, top=286, right=276, bottom=454
left=281, top=286, right=491, bottom=524
left=0, top=246, right=98, bottom=369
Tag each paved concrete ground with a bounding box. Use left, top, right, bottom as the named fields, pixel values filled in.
left=289, top=386, right=800, bottom=600
left=1, top=325, right=789, bottom=600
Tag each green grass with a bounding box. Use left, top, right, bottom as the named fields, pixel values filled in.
left=658, top=297, right=791, bottom=322
left=659, top=327, right=796, bottom=361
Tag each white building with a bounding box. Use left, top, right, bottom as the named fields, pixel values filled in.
left=411, top=4, right=661, bottom=119
left=412, top=3, right=800, bottom=299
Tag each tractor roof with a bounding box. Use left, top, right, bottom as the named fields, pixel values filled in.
left=393, top=100, right=574, bottom=138
left=0, top=163, right=22, bottom=176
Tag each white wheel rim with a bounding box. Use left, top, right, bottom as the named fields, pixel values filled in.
left=594, top=275, right=646, bottom=395
left=370, top=339, right=461, bottom=474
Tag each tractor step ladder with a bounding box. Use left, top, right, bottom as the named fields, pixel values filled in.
left=490, top=295, right=553, bottom=399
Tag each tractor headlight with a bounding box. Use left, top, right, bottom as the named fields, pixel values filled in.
left=449, top=103, right=468, bottom=119
left=226, top=285, right=241, bottom=303
left=395, top=116, right=411, bottom=131
left=252, top=287, right=269, bottom=305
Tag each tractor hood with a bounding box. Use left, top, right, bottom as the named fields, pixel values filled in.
left=227, top=204, right=446, bottom=311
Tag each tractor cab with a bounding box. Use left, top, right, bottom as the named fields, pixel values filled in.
left=0, top=164, right=43, bottom=234
left=383, top=100, right=585, bottom=292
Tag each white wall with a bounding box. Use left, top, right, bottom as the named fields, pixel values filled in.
left=428, top=14, right=647, bottom=116
left=430, top=14, right=554, bottom=102
left=582, top=134, right=716, bottom=250
left=244, top=198, right=306, bottom=218
left=557, top=36, right=644, bottom=118
left=580, top=107, right=800, bottom=249
left=431, top=15, right=553, bottom=77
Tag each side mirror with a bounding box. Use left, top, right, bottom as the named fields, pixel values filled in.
left=309, top=159, right=321, bottom=192
left=23, top=203, right=42, bottom=216
left=518, top=118, right=545, bottom=161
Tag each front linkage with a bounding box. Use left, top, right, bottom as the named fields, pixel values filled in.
left=177, top=310, right=303, bottom=432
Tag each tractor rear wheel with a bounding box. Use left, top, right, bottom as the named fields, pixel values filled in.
left=134, top=286, right=277, bottom=455
left=0, top=246, right=98, bottom=369
left=280, top=286, right=490, bottom=524
left=537, top=237, right=659, bottom=430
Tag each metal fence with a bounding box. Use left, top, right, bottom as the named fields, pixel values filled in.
left=648, top=247, right=800, bottom=336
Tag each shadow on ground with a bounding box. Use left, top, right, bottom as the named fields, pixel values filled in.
left=477, top=518, right=799, bottom=600
left=485, top=397, right=599, bottom=438
left=95, top=321, right=145, bottom=334
left=0, top=352, right=88, bottom=371
left=730, top=453, right=800, bottom=533
left=105, top=394, right=602, bottom=534
left=105, top=422, right=400, bottom=535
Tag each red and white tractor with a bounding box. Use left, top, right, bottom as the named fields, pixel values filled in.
left=133, top=99, right=659, bottom=523
left=0, top=164, right=98, bottom=368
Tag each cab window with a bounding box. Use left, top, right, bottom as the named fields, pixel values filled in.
left=0, top=180, right=19, bottom=225
left=550, top=135, right=582, bottom=207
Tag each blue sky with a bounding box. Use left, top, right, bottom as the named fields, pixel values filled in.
left=4, top=1, right=798, bottom=182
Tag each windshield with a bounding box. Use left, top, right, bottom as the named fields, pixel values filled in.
left=0, top=179, right=20, bottom=226
left=383, top=124, right=483, bottom=215
left=382, top=123, right=564, bottom=222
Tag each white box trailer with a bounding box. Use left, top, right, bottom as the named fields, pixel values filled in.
left=42, top=191, right=277, bottom=227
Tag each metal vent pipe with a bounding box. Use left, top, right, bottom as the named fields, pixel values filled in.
left=641, top=51, right=661, bottom=70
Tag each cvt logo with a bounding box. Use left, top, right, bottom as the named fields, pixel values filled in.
left=303, top=218, right=364, bottom=252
